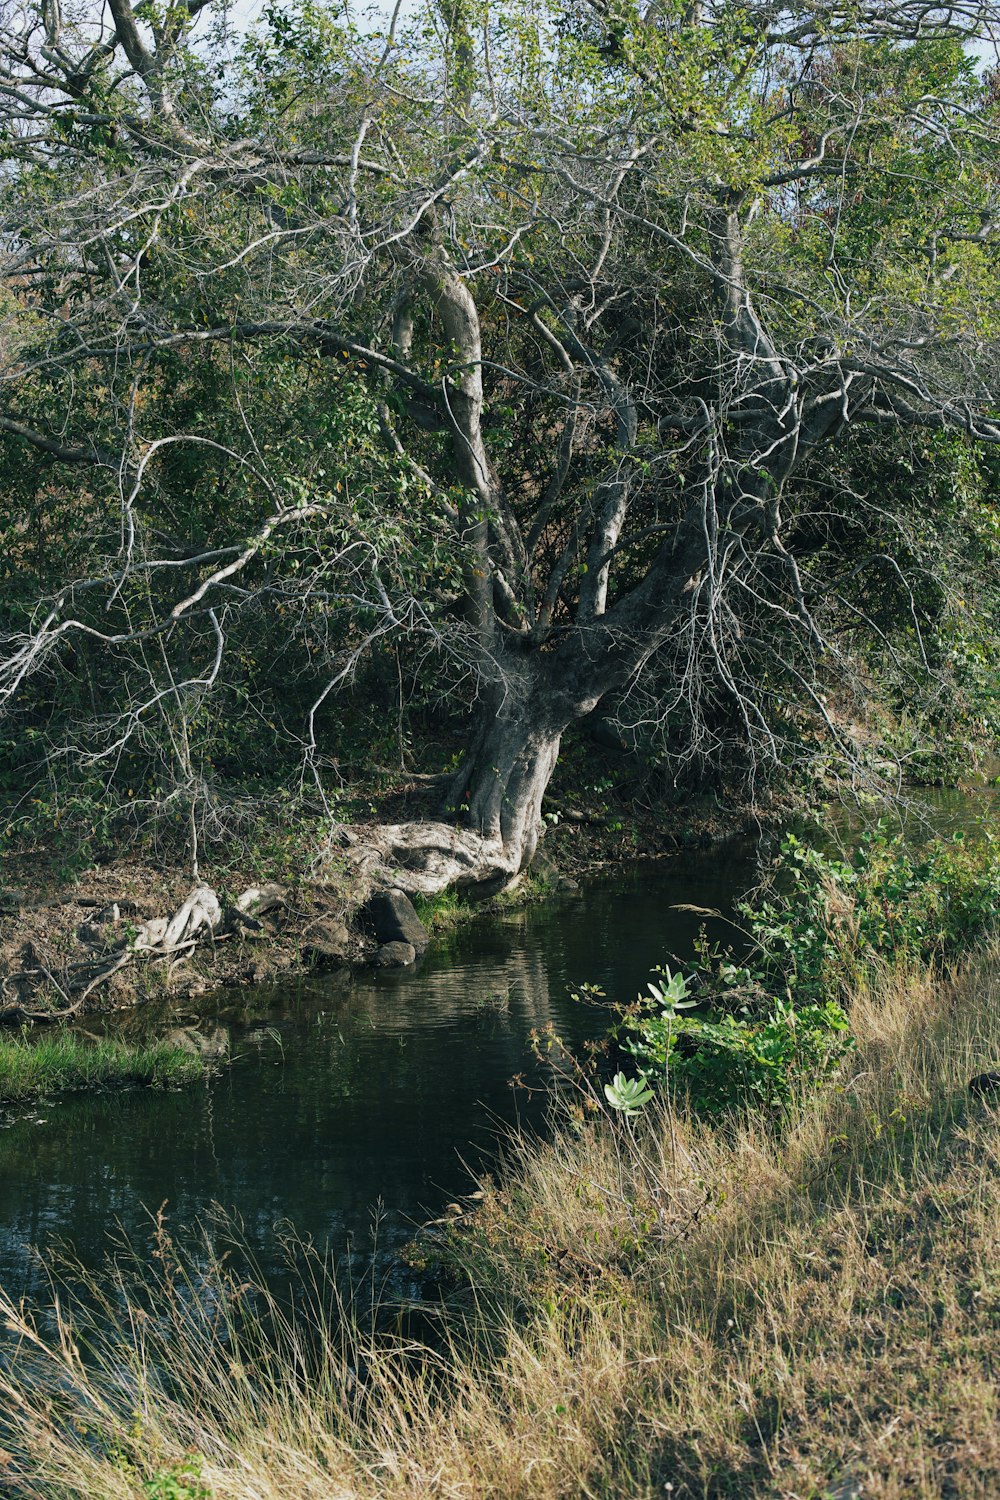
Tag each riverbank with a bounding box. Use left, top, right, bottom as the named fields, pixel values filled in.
left=0, top=767, right=775, bottom=1018
left=2, top=940, right=998, bottom=1498
left=0, top=1030, right=203, bottom=1107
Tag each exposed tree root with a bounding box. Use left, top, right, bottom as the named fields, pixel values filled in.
left=341, top=820, right=529, bottom=897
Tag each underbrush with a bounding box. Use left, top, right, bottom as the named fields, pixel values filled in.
left=752, top=824, right=1000, bottom=992
left=1, top=941, right=998, bottom=1497
left=602, top=824, right=1000, bottom=1120
left=0, top=1030, right=204, bottom=1105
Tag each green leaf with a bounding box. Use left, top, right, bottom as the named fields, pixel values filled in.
left=604, top=1072, right=655, bottom=1115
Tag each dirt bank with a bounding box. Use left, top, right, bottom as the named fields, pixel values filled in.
left=0, top=773, right=779, bottom=1020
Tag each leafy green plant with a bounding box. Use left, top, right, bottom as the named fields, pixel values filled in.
left=747, top=826, right=1000, bottom=1004
left=607, top=964, right=841, bottom=1121
left=611, top=825, right=999, bottom=1118
left=603, top=1072, right=654, bottom=1115
left=143, top=1454, right=212, bottom=1500
left=626, top=991, right=854, bottom=1118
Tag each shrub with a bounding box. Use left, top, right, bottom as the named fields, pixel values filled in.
left=617, top=969, right=854, bottom=1119
left=748, top=825, right=1000, bottom=1002
left=610, top=825, right=1000, bottom=1118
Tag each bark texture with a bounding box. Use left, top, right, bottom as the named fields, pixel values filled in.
left=347, top=664, right=570, bottom=894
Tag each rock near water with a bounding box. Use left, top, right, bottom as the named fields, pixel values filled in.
left=362, top=889, right=429, bottom=954
left=373, top=941, right=417, bottom=968
left=303, top=918, right=350, bottom=963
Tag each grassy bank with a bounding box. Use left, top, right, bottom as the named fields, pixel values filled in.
left=0, top=1030, right=204, bottom=1105
left=412, top=868, right=557, bottom=940
left=1, top=944, right=998, bottom=1498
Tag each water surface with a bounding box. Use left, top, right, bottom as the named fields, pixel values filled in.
left=4, top=782, right=995, bottom=1304
left=0, top=845, right=758, bottom=1300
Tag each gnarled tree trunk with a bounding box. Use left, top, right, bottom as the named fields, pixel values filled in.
left=349, top=658, right=590, bottom=896
left=351, top=494, right=718, bottom=898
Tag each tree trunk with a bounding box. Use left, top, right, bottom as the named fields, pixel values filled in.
left=349, top=513, right=715, bottom=898
left=346, top=661, right=579, bottom=897
left=450, top=678, right=564, bottom=868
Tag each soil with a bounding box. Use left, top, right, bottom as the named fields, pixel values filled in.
left=0, top=768, right=784, bottom=1022
left=0, top=854, right=370, bottom=1018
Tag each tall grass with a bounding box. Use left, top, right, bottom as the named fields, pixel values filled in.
left=0, top=1031, right=203, bottom=1104
left=1, top=951, right=998, bottom=1498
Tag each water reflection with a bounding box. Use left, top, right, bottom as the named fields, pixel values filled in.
left=5, top=782, right=998, bottom=1307
left=0, top=845, right=759, bottom=1301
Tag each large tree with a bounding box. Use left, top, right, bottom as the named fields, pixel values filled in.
left=1, top=0, right=999, bottom=890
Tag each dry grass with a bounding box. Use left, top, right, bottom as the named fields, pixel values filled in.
left=1, top=951, right=999, bottom=1499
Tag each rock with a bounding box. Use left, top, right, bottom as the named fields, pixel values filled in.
left=0, top=889, right=24, bottom=915
left=587, top=717, right=631, bottom=753
left=529, top=846, right=558, bottom=879
left=362, top=889, right=429, bottom=953
left=825, top=1480, right=862, bottom=1500
left=556, top=875, right=579, bottom=892
left=373, top=941, right=416, bottom=968
left=303, top=918, right=350, bottom=963
left=236, top=883, right=287, bottom=918
left=77, top=903, right=127, bottom=946
left=969, top=1071, right=1000, bottom=1098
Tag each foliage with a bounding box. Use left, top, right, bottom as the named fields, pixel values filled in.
left=142, top=1456, right=211, bottom=1500
left=603, top=1071, right=654, bottom=1115
left=613, top=824, right=1000, bottom=1116
left=1, top=0, right=999, bottom=873
left=627, top=985, right=854, bottom=1118
left=748, top=825, right=1000, bottom=1000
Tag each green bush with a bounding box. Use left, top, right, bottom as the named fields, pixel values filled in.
left=749, top=825, right=1000, bottom=1002
left=616, top=969, right=854, bottom=1119
left=610, top=825, right=1000, bottom=1119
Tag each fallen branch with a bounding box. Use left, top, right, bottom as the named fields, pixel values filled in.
left=0, top=883, right=287, bottom=1021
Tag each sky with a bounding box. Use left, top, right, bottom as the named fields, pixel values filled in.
left=206, top=0, right=998, bottom=68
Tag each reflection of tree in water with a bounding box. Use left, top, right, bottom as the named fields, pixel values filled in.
left=0, top=862, right=765, bottom=1303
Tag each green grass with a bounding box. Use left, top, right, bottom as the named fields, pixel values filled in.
left=0, top=1030, right=204, bottom=1105
left=412, top=869, right=553, bottom=938
left=411, top=884, right=469, bottom=935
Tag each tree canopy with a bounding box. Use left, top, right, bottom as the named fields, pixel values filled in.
left=1, top=0, right=999, bottom=887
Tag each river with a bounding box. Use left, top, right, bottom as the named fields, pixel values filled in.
left=2, top=779, right=995, bottom=1305
left=0, top=842, right=761, bottom=1302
